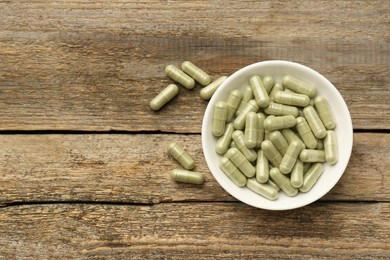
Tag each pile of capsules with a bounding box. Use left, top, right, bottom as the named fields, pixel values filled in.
left=214, top=74, right=338, bottom=200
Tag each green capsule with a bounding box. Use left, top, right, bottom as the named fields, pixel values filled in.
left=256, top=150, right=269, bottom=183
left=268, top=179, right=280, bottom=191
left=270, top=168, right=298, bottom=197
left=314, top=96, right=336, bottom=129
left=263, top=76, right=275, bottom=93
left=295, top=116, right=317, bottom=149
left=255, top=113, right=266, bottom=149
left=165, top=64, right=195, bottom=89
left=303, top=162, right=312, bottom=173
left=225, top=148, right=255, bottom=178
left=181, top=61, right=211, bottom=86
left=264, top=115, right=297, bottom=131
left=316, top=139, right=324, bottom=150
left=244, top=112, right=258, bottom=149
left=219, top=157, right=247, bottom=187
left=279, top=140, right=304, bottom=174
left=282, top=75, right=316, bottom=97
left=261, top=140, right=283, bottom=167
left=250, top=75, right=270, bottom=107
left=274, top=91, right=310, bottom=107
left=324, top=130, right=338, bottom=164
left=233, top=100, right=259, bottom=130
left=300, top=163, right=324, bottom=192
left=268, top=131, right=289, bottom=156
left=303, top=106, right=327, bottom=139
left=150, top=84, right=179, bottom=111
left=236, top=86, right=253, bottom=115
left=232, top=130, right=257, bottom=162
left=212, top=101, right=228, bottom=137
left=290, top=160, right=303, bottom=188
left=246, top=178, right=278, bottom=201
left=168, top=142, right=195, bottom=170
left=284, top=88, right=296, bottom=93
left=299, top=149, right=326, bottom=163
left=170, top=169, right=204, bottom=185
left=226, top=89, right=243, bottom=122
left=281, top=128, right=302, bottom=145
left=200, top=76, right=228, bottom=100
left=269, top=82, right=284, bottom=102
left=215, top=123, right=234, bottom=155
left=264, top=102, right=299, bottom=117
left=230, top=140, right=237, bottom=149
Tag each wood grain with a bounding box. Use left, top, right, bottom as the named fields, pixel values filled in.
left=0, top=0, right=389, bottom=132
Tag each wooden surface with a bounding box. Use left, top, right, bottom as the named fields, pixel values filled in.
left=0, top=0, right=389, bottom=259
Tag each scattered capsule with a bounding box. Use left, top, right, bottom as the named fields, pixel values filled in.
left=170, top=169, right=204, bottom=185
left=150, top=84, right=179, bottom=111
left=299, top=149, right=326, bottom=163
left=268, top=179, right=280, bottom=192
left=255, top=113, right=266, bottom=149
left=212, top=101, right=228, bottom=137
left=256, top=150, right=269, bottom=183
left=264, top=102, right=299, bottom=117
left=165, top=64, right=195, bottom=89
left=261, top=140, right=283, bottom=167
left=181, top=61, right=211, bottom=86
left=226, top=89, right=243, bottom=122
left=300, top=163, right=324, bottom=192
left=200, top=76, right=228, bottom=100
left=269, top=82, right=284, bottom=102
left=250, top=75, right=270, bottom=107
left=290, top=160, right=304, bottom=188
left=314, top=96, right=336, bottom=129
left=262, top=76, right=275, bottom=93
left=270, top=168, right=298, bottom=197
left=282, top=75, right=316, bottom=97
left=219, top=157, right=247, bottom=187
left=268, top=131, right=289, bottom=156
left=324, top=130, right=338, bottom=164
left=233, top=100, right=259, bottom=130
left=281, top=128, right=303, bottom=146
left=168, top=142, right=195, bottom=170
left=244, top=112, right=258, bottom=149
left=303, top=106, right=327, bottom=139
left=232, top=130, right=257, bottom=162
left=225, top=148, right=255, bottom=178
left=274, top=91, right=310, bottom=107
left=295, top=116, right=317, bottom=149
left=279, top=140, right=304, bottom=174
left=215, top=123, right=234, bottom=155
left=246, top=178, right=278, bottom=201
left=264, top=115, right=297, bottom=131
left=236, top=86, right=253, bottom=115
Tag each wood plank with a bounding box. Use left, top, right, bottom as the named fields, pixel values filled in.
left=0, top=133, right=388, bottom=204
left=0, top=202, right=389, bottom=258
left=0, top=0, right=389, bottom=132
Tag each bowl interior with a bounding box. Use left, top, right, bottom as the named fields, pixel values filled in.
left=202, top=60, right=353, bottom=210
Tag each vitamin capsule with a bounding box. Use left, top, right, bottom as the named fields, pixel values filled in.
left=181, top=61, right=211, bottom=86
left=264, top=102, right=299, bottom=117
left=281, top=128, right=303, bottom=146
left=324, top=130, right=338, bottom=164
left=165, top=64, right=195, bottom=89
left=168, top=142, right=195, bottom=170
left=170, top=169, right=204, bottom=185
left=264, top=115, right=297, bottom=131
left=290, top=160, right=303, bottom=188
left=303, top=162, right=312, bottom=173
left=150, top=84, right=179, bottom=111
left=263, top=76, right=275, bottom=93
left=212, top=101, right=228, bottom=137
left=270, top=168, right=298, bottom=197
left=300, top=163, right=324, bottom=192
left=219, top=157, right=247, bottom=187
left=232, top=130, right=257, bottom=162
left=246, top=178, right=278, bottom=201
left=236, top=86, right=253, bottom=115
left=268, top=179, right=280, bottom=191
left=255, top=113, right=266, bottom=149
left=295, top=116, right=317, bottom=149
left=269, top=82, right=284, bottom=102
left=230, top=140, right=237, bottom=149
left=250, top=75, right=270, bottom=107
left=215, top=123, right=234, bottom=155
left=279, top=140, right=304, bottom=174
left=299, top=149, right=326, bottom=163
left=226, top=89, right=243, bottom=122
left=303, top=106, right=327, bottom=139
left=256, top=150, right=269, bottom=183
left=316, top=139, right=324, bottom=150
left=200, top=76, right=228, bottom=100
left=314, top=96, right=336, bottom=129
left=274, top=91, right=310, bottom=107
left=261, top=140, right=283, bottom=167
left=244, top=112, right=258, bottom=149
left=268, top=131, right=289, bottom=156
left=225, top=148, right=255, bottom=178
left=282, top=75, right=316, bottom=97
left=233, top=100, right=259, bottom=130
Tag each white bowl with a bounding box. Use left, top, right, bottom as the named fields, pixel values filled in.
left=202, top=60, right=353, bottom=210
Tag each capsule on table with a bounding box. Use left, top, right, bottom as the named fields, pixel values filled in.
left=246, top=178, right=278, bottom=201
left=200, top=76, right=228, bottom=100
left=295, top=116, right=317, bottom=149
left=236, top=86, right=253, bottom=115
left=263, top=76, right=275, bottom=93
left=300, top=163, right=324, bottom=192
left=219, top=157, right=247, bottom=187
left=250, top=75, right=270, bottom=107
left=170, top=169, right=205, bottom=185
left=299, top=149, right=326, bottom=163
left=270, top=168, right=298, bottom=197
left=269, top=82, right=284, bottom=102
left=324, top=130, right=338, bottom=164
left=279, top=140, right=304, bottom=174
left=212, top=101, right=228, bottom=137
left=226, top=89, right=243, bottom=122
left=233, top=100, right=259, bottom=130
left=168, top=142, right=195, bottom=170
left=282, top=75, right=316, bottom=97
left=303, top=106, right=327, bottom=139
left=244, top=112, right=258, bottom=149
left=256, top=113, right=266, bottom=149
left=274, top=90, right=310, bottom=107
left=268, top=130, right=289, bottom=156
left=150, top=84, right=179, bottom=111
left=225, top=148, right=255, bottom=178
left=261, top=140, right=283, bottom=167
left=290, top=160, right=304, bottom=188
left=264, top=102, right=299, bottom=117
left=181, top=61, right=211, bottom=86
left=215, top=123, right=234, bottom=155
left=264, top=115, right=297, bottom=131
left=165, top=64, right=195, bottom=89
left=232, top=130, right=257, bottom=162
left=256, top=150, right=269, bottom=183
left=314, top=96, right=336, bottom=129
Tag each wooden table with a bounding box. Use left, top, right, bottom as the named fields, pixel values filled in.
left=1, top=1, right=389, bottom=258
